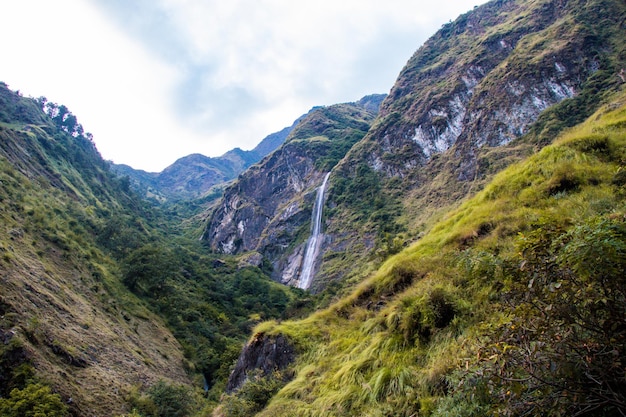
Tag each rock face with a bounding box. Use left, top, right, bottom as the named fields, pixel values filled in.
left=315, top=0, right=626, bottom=288
left=203, top=96, right=384, bottom=285
left=206, top=0, right=626, bottom=291
left=225, top=332, right=295, bottom=393
left=362, top=0, right=615, bottom=180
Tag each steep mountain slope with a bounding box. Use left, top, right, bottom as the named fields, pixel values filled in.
left=218, top=87, right=626, bottom=417
left=314, top=0, right=626, bottom=291
left=203, top=95, right=385, bottom=286
left=0, top=84, right=309, bottom=416
left=112, top=120, right=296, bottom=201
left=0, top=84, right=190, bottom=416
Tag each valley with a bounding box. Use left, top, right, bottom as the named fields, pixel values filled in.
left=1, top=0, right=625, bottom=416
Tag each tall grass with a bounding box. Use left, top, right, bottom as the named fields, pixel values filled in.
left=230, top=90, right=626, bottom=416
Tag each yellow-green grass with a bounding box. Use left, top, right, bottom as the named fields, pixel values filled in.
left=230, top=88, right=626, bottom=416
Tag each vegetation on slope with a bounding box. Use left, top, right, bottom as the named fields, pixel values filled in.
left=286, top=99, right=381, bottom=172
left=0, top=83, right=311, bottom=415
left=219, top=89, right=626, bottom=416
left=0, top=83, right=189, bottom=416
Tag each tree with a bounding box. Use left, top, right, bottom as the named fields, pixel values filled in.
left=131, top=380, right=197, bottom=417
left=122, top=244, right=176, bottom=296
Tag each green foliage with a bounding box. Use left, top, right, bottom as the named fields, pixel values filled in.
left=331, top=162, right=406, bottom=244
left=0, top=383, right=69, bottom=417
left=285, top=102, right=376, bottom=172
left=0, top=82, right=308, bottom=414
left=118, top=239, right=308, bottom=395
left=130, top=380, right=199, bottom=417
left=0, top=336, right=34, bottom=396
left=453, top=214, right=626, bottom=416
left=220, top=371, right=286, bottom=417
left=122, top=244, right=176, bottom=296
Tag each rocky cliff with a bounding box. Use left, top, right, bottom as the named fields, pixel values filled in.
left=365, top=0, right=623, bottom=178
left=203, top=95, right=385, bottom=286
left=225, top=332, right=295, bottom=394
left=315, top=0, right=626, bottom=290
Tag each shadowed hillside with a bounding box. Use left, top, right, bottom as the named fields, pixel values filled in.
left=0, top=83, right=310, bottom=416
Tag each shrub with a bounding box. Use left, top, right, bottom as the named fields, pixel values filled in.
left=219, top=370, right=285, bottom=417
left=0, top=383, right=69, bottom=417
left=467, top=214, right=626, bottom=416
left=130, top=380, right=198, bottom=417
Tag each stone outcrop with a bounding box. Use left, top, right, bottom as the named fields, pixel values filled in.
left=363, top=0, right=605, bottom=180
left=225, top=332, right=295, bottom=393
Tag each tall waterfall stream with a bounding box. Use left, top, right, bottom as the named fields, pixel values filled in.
left=297, top=173, right=331, bottom=289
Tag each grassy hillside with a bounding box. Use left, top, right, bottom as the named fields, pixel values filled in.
left=0, top=84, right=311, bottom=416
left=218, top=89, right=626, bottom=416
left=0, top=84, right=192, bottom=416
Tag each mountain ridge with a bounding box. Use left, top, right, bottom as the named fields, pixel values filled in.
left=313, top=0, right=626, bottom=291
left=203, top=95, right=386, bottom=286
left=111, top=118, right=297, bottom=201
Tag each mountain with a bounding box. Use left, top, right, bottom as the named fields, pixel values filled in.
left=314, top=0, right=626, bottom=291
left=2, top=0, right=626, bottom=415
left=209, top=0, right=626, bottom=415
left=111, top=118, right=297, bottom=201
left=203, top=95, right=386, bottom=286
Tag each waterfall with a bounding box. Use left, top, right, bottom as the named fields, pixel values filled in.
left=298, top=172, right=331, bottom=289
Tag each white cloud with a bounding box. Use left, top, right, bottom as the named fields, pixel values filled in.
left=1, top=0, right=485, bottom=171
left=1, top=0, right=206, bottom=171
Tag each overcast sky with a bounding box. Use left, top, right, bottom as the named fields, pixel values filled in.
left=1, top=0, right=484, bottom=172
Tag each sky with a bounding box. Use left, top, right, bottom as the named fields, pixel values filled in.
left=1, top=0, right=485, bottom=172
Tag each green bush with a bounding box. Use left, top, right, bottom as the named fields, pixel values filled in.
left=131, top=380, right=198, bottom=417
left=219, top=371, right=285, bottom=417
left=0, top=383, right=69, bottom=417
left=459, top=214, right=626, bottom=416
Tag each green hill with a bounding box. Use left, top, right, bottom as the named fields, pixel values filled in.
left=0, top=83, right=309, bottom=416
left=219, top=88, right=626, bottom=417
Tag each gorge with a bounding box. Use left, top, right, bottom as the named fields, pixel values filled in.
left=0, top=0, right=625, bottom=416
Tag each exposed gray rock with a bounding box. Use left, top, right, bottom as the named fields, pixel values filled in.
left=203, top=98, right=383, bottom=287
left=225, top=332, right=295, bottom=394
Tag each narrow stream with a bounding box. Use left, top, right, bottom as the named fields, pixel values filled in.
left=298, top=172, right=331, bottom=289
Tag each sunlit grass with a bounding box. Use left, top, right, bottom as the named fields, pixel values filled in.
left=236, top=89, right=626, bottom=416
